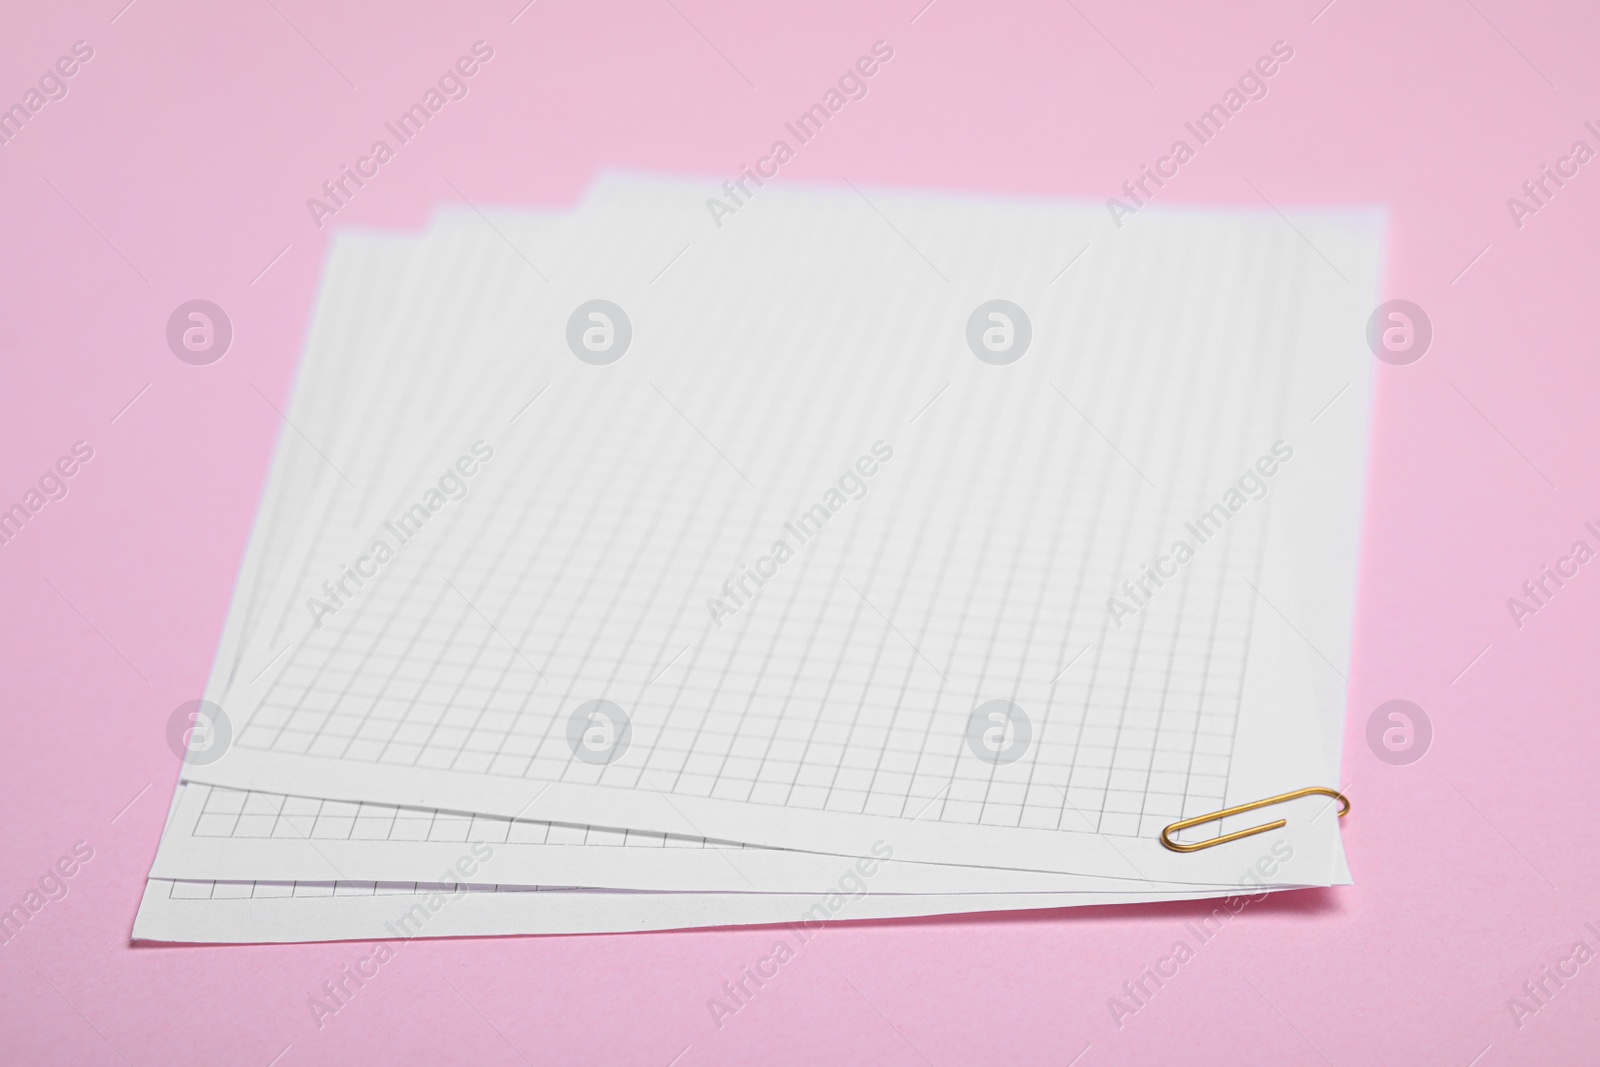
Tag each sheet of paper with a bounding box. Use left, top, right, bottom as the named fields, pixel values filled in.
left=132, top=876, right=1280, bottom=944
left=182, top=175, right=1376, bottom=886
left=150, top=782, right=1339, bottom=893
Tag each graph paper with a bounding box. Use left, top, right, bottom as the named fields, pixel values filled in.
left=187, top=177, right=1378, bottom=885
left=151, top=782, right=1329, bottom=893
left=132, top=873, right=1260, bottom=943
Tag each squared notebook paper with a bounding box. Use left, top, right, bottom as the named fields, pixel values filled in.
left=138, top=172, right=1378, bottom=941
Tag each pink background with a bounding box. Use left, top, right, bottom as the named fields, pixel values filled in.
left=2, top=0, right=1597, bottom=1062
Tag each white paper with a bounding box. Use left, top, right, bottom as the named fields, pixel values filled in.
left=150, top=782, right=1339, bottom=893
left=162, top=175, right=1374, bottom=909
left=132, top=876, right=1285, bottom=944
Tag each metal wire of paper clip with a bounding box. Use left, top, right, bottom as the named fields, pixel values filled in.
left=1159, top=786, right=1350, bottom=853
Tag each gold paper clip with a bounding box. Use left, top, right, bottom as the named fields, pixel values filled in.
left=1159, top=786, right=1350, bottom=853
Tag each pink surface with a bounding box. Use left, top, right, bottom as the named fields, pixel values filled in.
left=2, top=0, right=1597, bottom=1063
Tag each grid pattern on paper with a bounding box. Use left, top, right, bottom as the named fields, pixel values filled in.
left=189, top=785, right=750, bottom=850
left=155, top=878, right=581, bottom=900
left=227, top=209, right=1316, bottom=842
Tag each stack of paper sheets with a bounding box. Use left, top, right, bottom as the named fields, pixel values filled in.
left=136, top=173, right=1381, bottom=943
